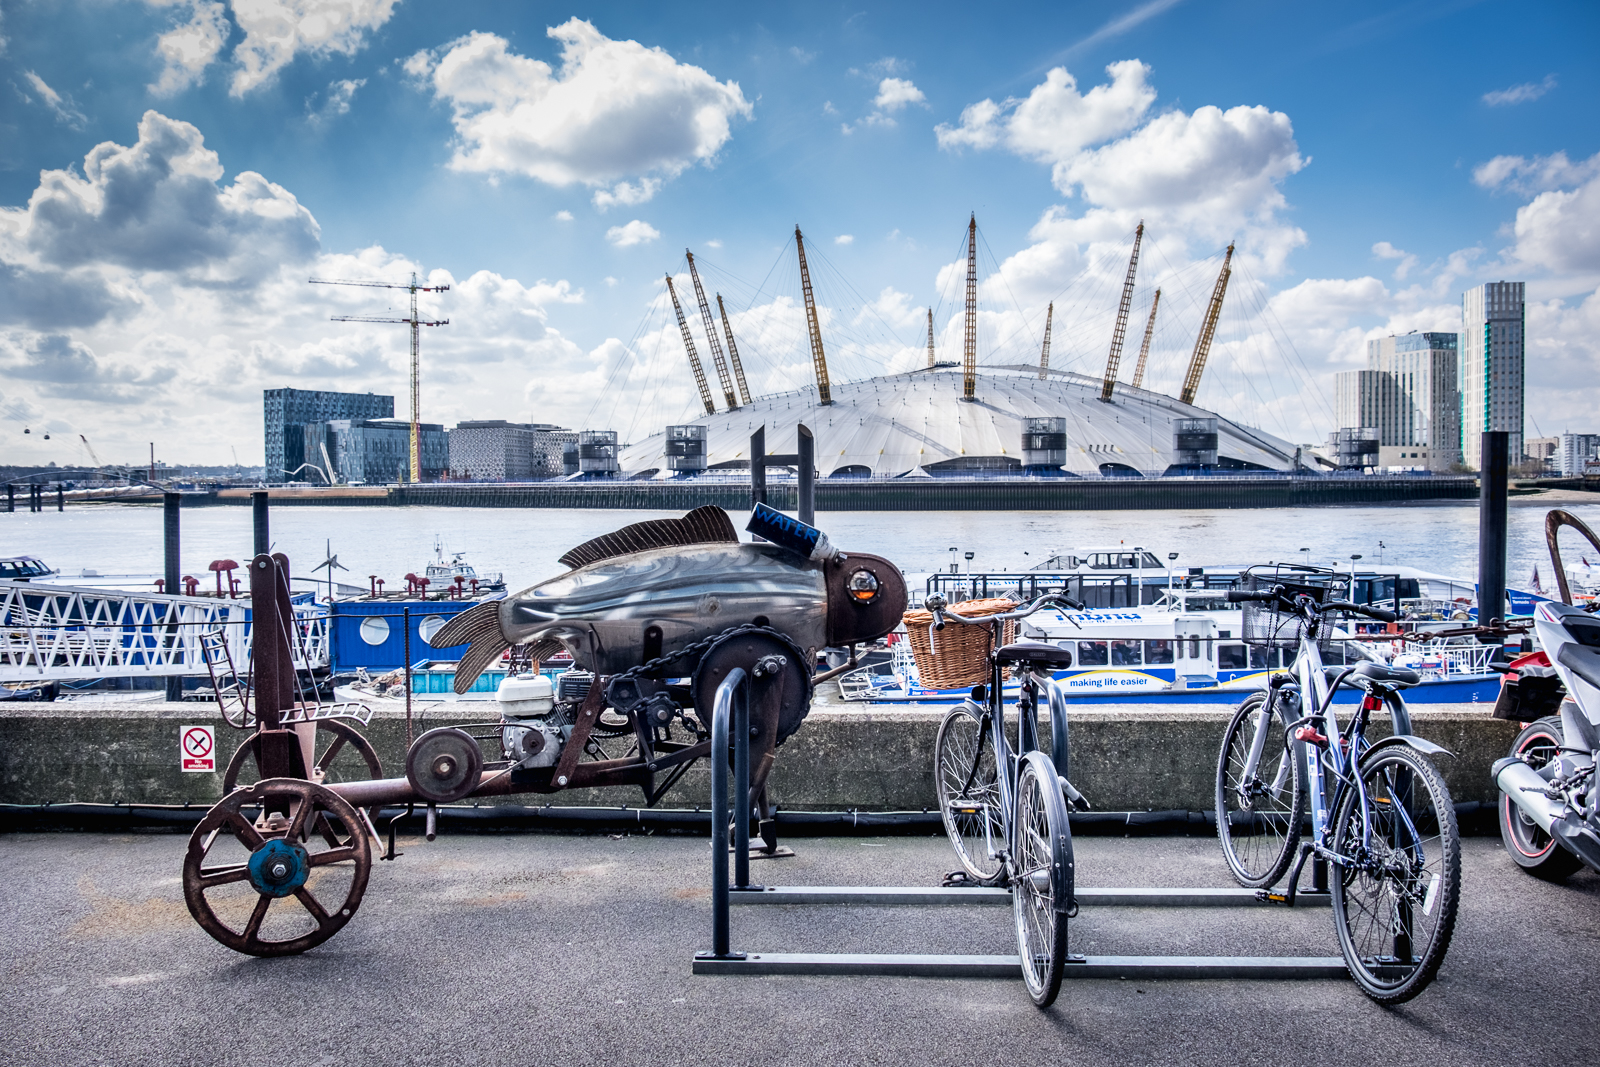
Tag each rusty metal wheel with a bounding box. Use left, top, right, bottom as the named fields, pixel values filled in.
left=225, top=721, right=383, bottom=820
left=183, top=778, right=373, bottom=957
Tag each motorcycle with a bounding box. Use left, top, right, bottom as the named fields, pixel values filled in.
left=1493, top=510, right=1600, bottom=879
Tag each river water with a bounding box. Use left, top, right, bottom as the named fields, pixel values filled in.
left=5, top=500, right=1599, bottom=594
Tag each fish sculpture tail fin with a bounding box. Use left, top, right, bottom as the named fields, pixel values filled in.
left=431, top=601, right=510, bottom=694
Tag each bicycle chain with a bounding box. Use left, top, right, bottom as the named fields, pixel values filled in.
left=606, top=623, right=799, bottom=689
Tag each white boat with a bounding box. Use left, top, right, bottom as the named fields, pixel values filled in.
left=422, top=539, right=506, bottom=593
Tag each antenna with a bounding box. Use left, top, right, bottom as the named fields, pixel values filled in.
left=311, top=273, right=449, bottom=483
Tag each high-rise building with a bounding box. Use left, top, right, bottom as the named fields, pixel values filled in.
left=1558, top=434, right=1600, bottom=477
left=1460, top=281, right=1525, bottom=469
left=264, top=388, right=393, bottom=482
left=448, top=421, right=576, bottom=480
left=1333, top=332, right=1460, bottom=471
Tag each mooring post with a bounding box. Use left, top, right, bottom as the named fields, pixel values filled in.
left=252, top=490, right=269, bottom=556
left=797, top=424, right=815, bottom=527
left=5, top=484, right=12, bottom=512
left=164, top=492, right=183, bottom=701
left=1478, top=431, right=1509, bottom=643
left=56, top=485, right=63, bottom=512
left=750, top=426, right=766, bottom=519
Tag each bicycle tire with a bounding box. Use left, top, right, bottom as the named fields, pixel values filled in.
left=1013, top=751, right=1072, bottom=1008
left=1330, top=743, right=1460, bottom=1004
left=934, top=703, right=1005, bottom=881
left=1215, top=691, right=1304, bottom=888
left=1498, top=716, right=1583, bottom=880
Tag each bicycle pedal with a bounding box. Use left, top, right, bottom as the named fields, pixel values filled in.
left=1255, top=889, right=1290, bottom=905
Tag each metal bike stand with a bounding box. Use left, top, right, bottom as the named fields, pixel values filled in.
left=694, top=673, right=1346, bottom=982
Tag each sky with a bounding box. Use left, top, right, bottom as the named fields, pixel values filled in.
left=2, top=0, right=1598, bottom=468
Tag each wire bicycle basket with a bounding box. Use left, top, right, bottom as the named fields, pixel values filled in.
left=1234, top=564, right=1354, bottom=662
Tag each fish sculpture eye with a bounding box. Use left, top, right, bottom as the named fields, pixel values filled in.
left=847, top=569, right=881, bottom=602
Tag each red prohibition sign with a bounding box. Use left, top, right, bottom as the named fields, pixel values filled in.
left=183, top=728, right=213, bottom=758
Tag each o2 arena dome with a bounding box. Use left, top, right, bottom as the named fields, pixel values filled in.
left=611, top=220, right=1306, bottom=482
left=616, top=363, right=1300, bottom=479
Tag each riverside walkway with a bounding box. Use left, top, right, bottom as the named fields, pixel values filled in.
left=2, top=831, right=1595, bottom=1066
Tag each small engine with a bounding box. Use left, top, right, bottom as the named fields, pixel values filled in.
left=495, top=673, right=574, bottom=769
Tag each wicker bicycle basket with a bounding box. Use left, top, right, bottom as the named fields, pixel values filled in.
left=901, top=597, right=1017, bottom=689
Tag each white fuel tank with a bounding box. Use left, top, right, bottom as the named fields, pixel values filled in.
left=496, top=672, right=554, bottom=718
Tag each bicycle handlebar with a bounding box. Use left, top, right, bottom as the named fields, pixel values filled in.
left=1225, top=588, right=1280, bottom=603
left=1224, top=585, right=1397, bottom=623
left=923, top=592, right=1086, bottom=631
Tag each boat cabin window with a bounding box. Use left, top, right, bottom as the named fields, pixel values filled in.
left=1077, top=640, right=1109, bottom=666
left=1144, top=639, right=1174, bottom=664
left=1218, top=643, right=1248, bottom=670
left=1249, top=644, right=1275, bottom=669
left=1111, top=640, right=1141, bottom=666
left=0, top=557, right=49, bottom=579
left=1086, top=552, right=1163, bottom=570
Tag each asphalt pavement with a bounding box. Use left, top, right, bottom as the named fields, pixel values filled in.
left=2, top=828, right=1597, bottom=1066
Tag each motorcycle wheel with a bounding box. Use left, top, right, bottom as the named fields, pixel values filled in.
left=1498, top=715, right=1583, bottom=881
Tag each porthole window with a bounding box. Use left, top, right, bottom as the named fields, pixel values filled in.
left=418, top=615, right=446, bottom=643
left=359, top=616, right=391, bottom=646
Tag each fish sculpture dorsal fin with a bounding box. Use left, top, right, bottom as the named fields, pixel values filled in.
left=559, top=505, right=739, bottom=570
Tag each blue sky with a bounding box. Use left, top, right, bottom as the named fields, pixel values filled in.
left=3, top=0, right=1598, bottom=466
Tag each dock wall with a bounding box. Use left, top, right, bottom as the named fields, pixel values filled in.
left=0, top=699, right=1516, bottom=821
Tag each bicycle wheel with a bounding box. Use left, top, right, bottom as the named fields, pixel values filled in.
left=1012, top=751, right=1072, bottom=1008
left=1498, top=716, right=1583, bottom=880
left=935, top=703, right=1004, bottom=881
left=1330, top=743, right=1460, bottom=1003
left=1216, top=691, right=1304, bottom=888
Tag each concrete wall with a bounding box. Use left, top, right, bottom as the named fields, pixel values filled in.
left=0, top=699, right=1518, bottom=815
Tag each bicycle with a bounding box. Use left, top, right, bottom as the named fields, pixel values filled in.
left=925, top=592, right=1088, bottom=1007
left=1215, top=567, right=1461, bottom=1003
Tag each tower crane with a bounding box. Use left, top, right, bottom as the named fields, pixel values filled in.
left=1178, top=244, right=1234, bottom=406
left=794, top=227, right=833, bottom=405
left=665, top=275, right=716, bottom=415
left=1130, top=289, right=1161, bottom=390
left=310, top=273, right=449, bottom=483
left=685, top=252, right=738, bottom=410
left=1100, top=221, right=1144, bottom=401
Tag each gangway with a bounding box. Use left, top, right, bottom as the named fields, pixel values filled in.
left=0, top=579, right=328, bottom=684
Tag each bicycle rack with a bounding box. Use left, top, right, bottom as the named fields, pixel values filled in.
left=694, top=670, right=1348, bottom=982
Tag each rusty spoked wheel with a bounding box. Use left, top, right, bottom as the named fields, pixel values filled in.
left=225, top=721, right=384, bottom=821
left=183, top=778, right=372, bottom=957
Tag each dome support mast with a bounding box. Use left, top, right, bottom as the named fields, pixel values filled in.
left=716, top=294, right=752, bottom=405
left=1178, top=243, right=1234, bottom=406
left=926, top=308, right=936, bottom=368
left=794, top=226, right=833, bottom=405
left=666, top=274, right=717, bottom=416
left=686, top=251, right=738, bottom=410
left=1100, top=221, right=1144, bottom=401
left=1038, top=302, right=1053, bottom=380
left=1131, top=288, right=1161, bottom=390
left=962, top=214, right=977, bottom=401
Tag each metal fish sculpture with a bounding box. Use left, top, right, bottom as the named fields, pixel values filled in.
left=431, top=505, right=905, bottom=692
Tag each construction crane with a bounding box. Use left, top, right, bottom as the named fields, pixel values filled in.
left=1178, top=244, right=1234, bottom=406
left=685, top=251, right=738, bottom=410
left=77, top=434, right=102, bottom=470
left=1130, top=289, right=1161, bottom=390
left=926, top=308, right=936, bottom=368
left=715, top=294, right=752, bottom=405
left=1100, top=221, right=1144, bottom=401
left=665, top=275, right=716, bottom=415
left=1038, top=303, right=1053, bottom=380
left=962, top=214, right=978, bottom=401
left=794, top=226, right=833, bottom=405
left=311, top=273, right=449, bottom=483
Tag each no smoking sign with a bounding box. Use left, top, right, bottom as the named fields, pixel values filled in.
left=181, top=725, right=215, bottom=773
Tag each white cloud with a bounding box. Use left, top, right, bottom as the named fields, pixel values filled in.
left=789, top=46, right=814, bottom=64
left=1508, top=173, right=1600, bottom=277
left=20, top=70, right=86, bottom=129
left=604, top=276, right=617, bottom=286
left=1483, top=75, right=1556, bottom=107
left=148, top=1, right=229, bottom=96
left=591, top=177, right=661, bottom=211
left=1058, top=0, right=1184, bottom=57
left=1474, top=150, right=1600, bottom=196
left=704, top=239, right=721, bottom=248
left=936, top=60, right=1154, bottom=158
left=411, top=21, right=752, bottom=191
left=307, top=77, right=365, bottom=125
left=605, top=220, right=660, bottom=247
left=834, top=234, right=853, bottom=245
left=1372, top=240, right=1418, bottom=280
left=874, top=77, right=925, bottom=112
left=147, top=1, right=397, bottom=97
left=229, top=0, right=399, bottom=95
left=553, top=210, right=574, bottom=221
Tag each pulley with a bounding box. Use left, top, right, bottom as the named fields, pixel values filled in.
left=405, top=727, right=483, bottom=804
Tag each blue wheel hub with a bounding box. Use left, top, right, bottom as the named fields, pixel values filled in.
left=248, top=838, right=311, bottom=898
